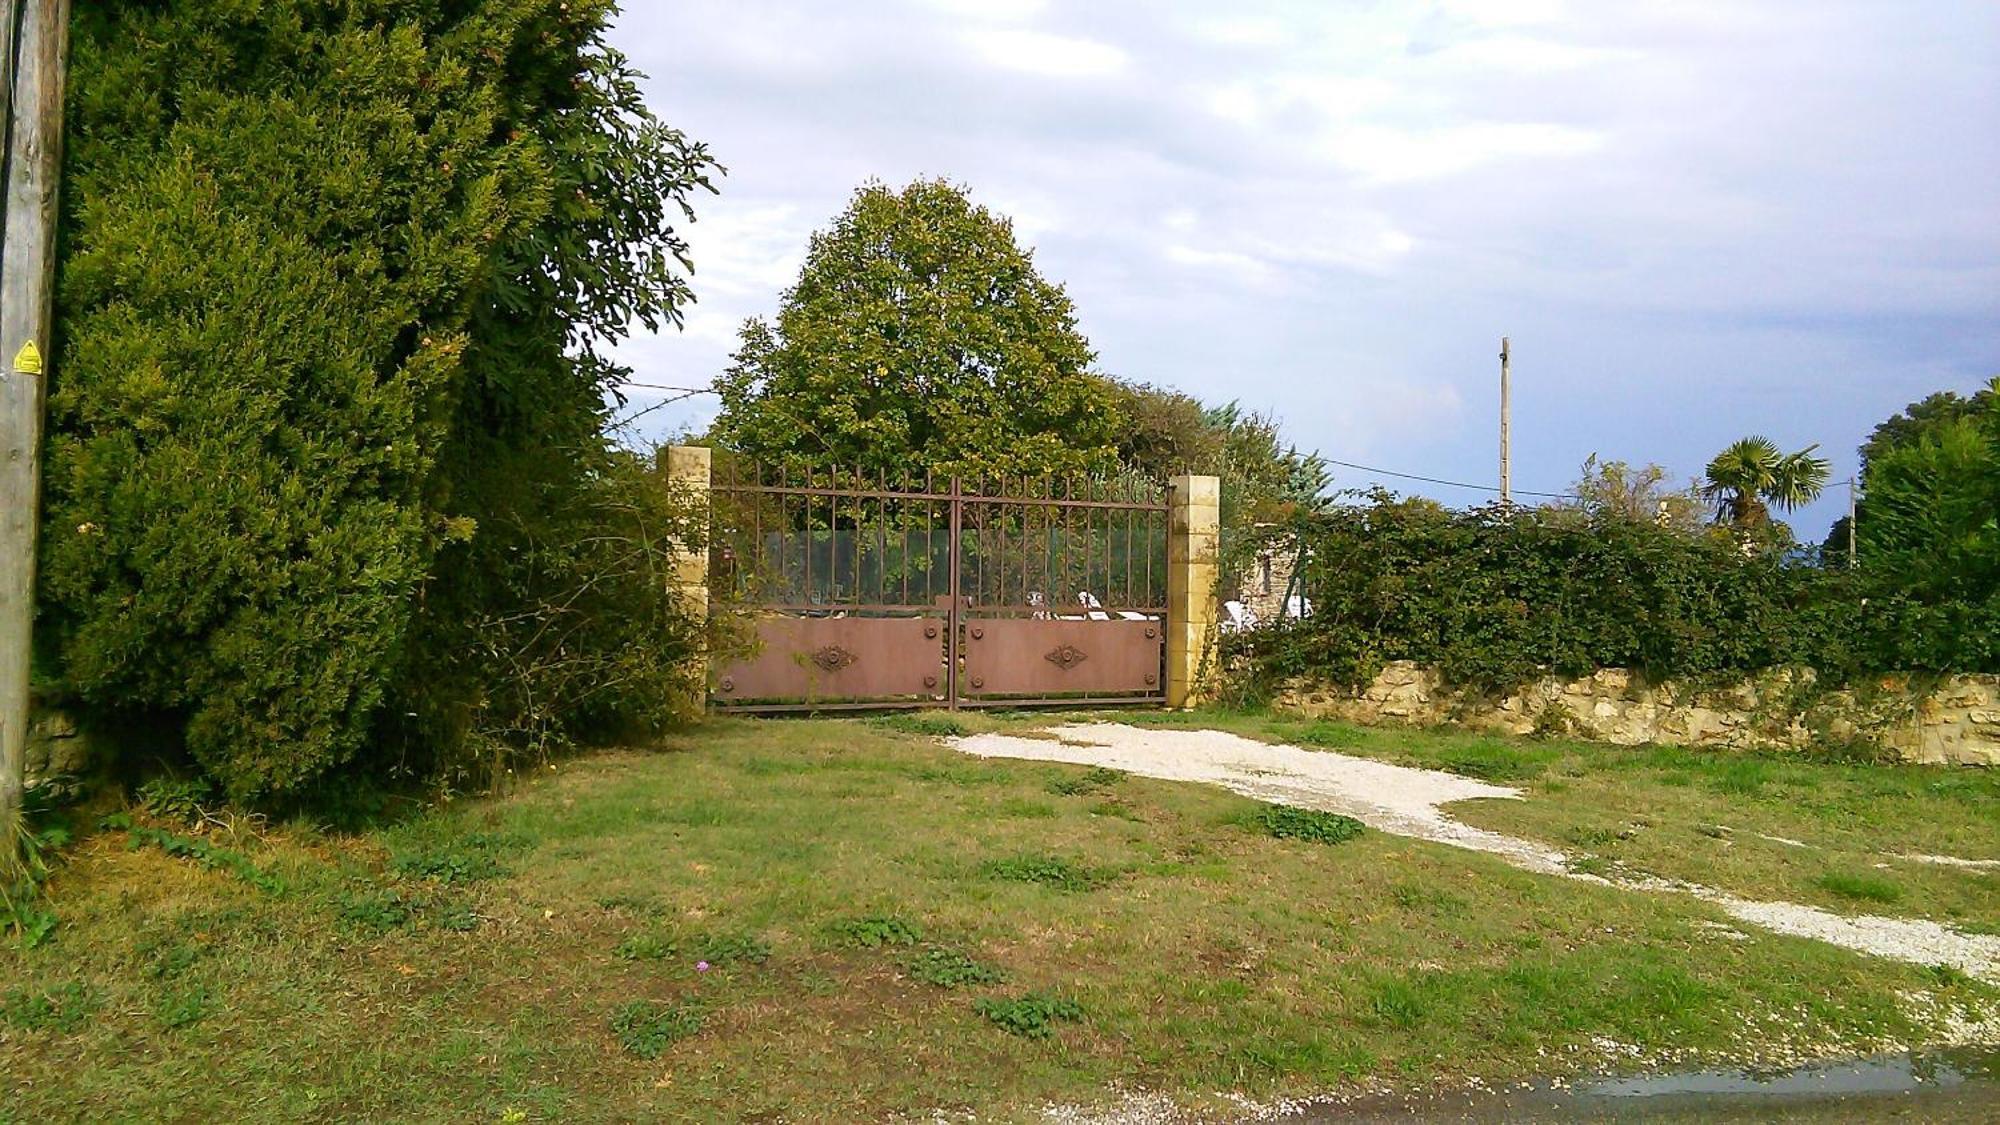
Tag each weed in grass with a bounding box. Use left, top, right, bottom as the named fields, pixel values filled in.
left=826, top=915, right=922, bottom=949
left=1565, top=826, right=1621, bottom=848
left=609, top=1000, right=703, bottom=1059
left=434, top=903, right=480, bottom=933
left=1953, top=920, right=2000, bottom=937
left=143, top=940, right=203, bottom=980
left=153, top=985, right=212, bottom=1030
left=1435, top=741, right=1549, bottom=782
left=1087, top=800, right=1144, bottom=822
left=903, top=947, right=1004, bottom=988
left=1046, top=766, right=1125, bottom=796
left=1816, top=871, right=1903, bottom=905
left=981, top=854, right=1107, bottom=892
left=1390, top=883, right=1468, bottom=917
left=1247, top=805, right=1365, bottom=845
left=874, top=713, right=970, bottom=738
left=1709, top=760, right=1772, bottom=796
left=738, top=756, right=810, bottom=777
left=136, top=777, right=213, bottom=825
left=912, top=763, right=1015, bottom=787
left=994, top=798, right=1058, bottom=819
left=1, top=982, right=98, bottom=1033
left=596, top=893, right=664, bottom=916
left=339, top=890, right=417, bottom=933
left=615, top=931, right=676, bottom=961
left=693, top=931, right=772, bottom=966
left=658, top=799, right=740, bottom=827
left=5, top=900, right=57, bottom=949
left=390, top=833, right=522, bottom=884
left=102, top=815, right=286, bottom=895
left=1237, top=1033, right=1377, bottom=1079
left=974, top=992, right=1083, bottom=1038
left=1565, top=855, right=1615, bottom=879
left=1925, top=964, right=1972, bottom=989
left=1294, top=721, right=1364, bottom=749
left=1369, top=974, right=1453, bottom=1030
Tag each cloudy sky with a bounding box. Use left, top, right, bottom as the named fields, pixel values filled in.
left=609, top=0, right=1999, bottom=540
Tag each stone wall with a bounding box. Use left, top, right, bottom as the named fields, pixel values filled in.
left=1276, top=661, right=2000, bottom=766
left=25, top=701, right=92, bottom=788
left=1237, top=531, right=1299, bottom=624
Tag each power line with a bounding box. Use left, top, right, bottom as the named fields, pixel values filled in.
left=608, top=387, right=715, bottom=431
left=1319, top=456, right=1582, bottom=501
left=620, top=381, right=716, bottom=394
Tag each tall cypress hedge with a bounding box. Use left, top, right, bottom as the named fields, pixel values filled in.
left=42, top=1, right=716, bottom=800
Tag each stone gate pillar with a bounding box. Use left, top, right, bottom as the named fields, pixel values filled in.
left=664, top=445, right=712, bottom=710
left=1166, top=474, right=1220, bottom=709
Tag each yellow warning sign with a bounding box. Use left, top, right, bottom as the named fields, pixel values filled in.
left=13, top=340, right=42, bottom=375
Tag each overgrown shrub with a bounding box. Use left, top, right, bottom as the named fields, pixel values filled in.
left=1225, top=492, right=1999, bottom=699
left=44, top=1, right=717, bottom=802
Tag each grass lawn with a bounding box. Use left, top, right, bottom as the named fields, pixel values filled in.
left=1149, top=709, right=2000, bottom=927
left=4, top=712, right=1996, bottom=1123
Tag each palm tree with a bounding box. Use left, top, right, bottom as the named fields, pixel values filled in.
left=1703, top=437, right=1831, bottom=531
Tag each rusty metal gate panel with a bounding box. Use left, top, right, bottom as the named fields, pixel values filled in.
left=960, top=618, right=1164, bottom=701
left=713, top=616, right=945, bottom=709
left=707, top=459, right=1168, bottom=712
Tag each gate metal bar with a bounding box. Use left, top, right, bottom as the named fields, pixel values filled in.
left=708, top=459, right=1168, bottom=712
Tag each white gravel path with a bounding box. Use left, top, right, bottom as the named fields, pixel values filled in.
left=1896, top=853, right=2000, bottom=872
left=951, top=723, right=2000, bottom=983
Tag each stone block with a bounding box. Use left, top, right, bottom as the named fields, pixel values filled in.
left=25, top=705, right=90, bottom=783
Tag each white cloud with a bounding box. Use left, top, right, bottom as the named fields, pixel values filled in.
left=1325, top=121, right=1602, bottom=183
left=1163, top=244, right=1277, bottom=288
left=912, top=0, right=1049, bottom=21
left=962, top=27, right=1130, bottom=78
left=1419, top=34, right=1631, bottom=72
left=1184, top=15, right=1292, bottom=48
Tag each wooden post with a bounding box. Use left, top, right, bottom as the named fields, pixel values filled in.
left=1166, top=474, right=1220, bottom=709
left=0, top=0, right=71, bottom=869
left=1498, top=336, right=1512, bottom=505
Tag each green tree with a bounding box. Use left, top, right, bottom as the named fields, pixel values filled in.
left=1831, top=376, right=1999, bottom=564
left=1108, top=384, right=1329, bottom=520
left=1859, top=383, right=1997, bottom=471
left=1556, top=455, right=1705, bottom=534
left=1702, top=437, right=1830, bottom=536
left=44, top=1, right=716, bottom=800
left=713, top=180, right=1124, bottom=479
left=1854, top=378, right=2000, bottom=600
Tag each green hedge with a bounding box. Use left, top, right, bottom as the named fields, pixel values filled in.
left=1226, top=493, right=2000, bottom=697
left=41, top=1, right=715, bottom=802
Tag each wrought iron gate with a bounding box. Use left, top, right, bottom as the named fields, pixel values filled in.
left=708, top=461, right=1168, bottom=712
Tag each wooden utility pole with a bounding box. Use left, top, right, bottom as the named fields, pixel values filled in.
left=1, top=0, right=69, bottom=870
left=1498, top=336, right=1512, bottom=505
left=1847, top=476, right=1858, bottom=568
